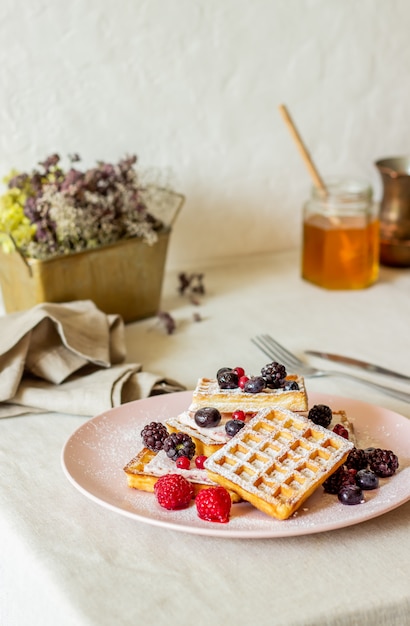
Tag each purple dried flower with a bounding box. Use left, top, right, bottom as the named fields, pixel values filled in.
left=7, top=173, right=29, bottom=189
left=5, top=152, right=169, bottom=260
left=178, top=272, right=206, bottom=304
left=157, top=311, right=176, bottom=334
left=38, top=154, right=60, bottom=171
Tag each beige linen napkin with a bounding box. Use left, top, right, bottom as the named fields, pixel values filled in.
left=0, top=300, right=185, bottom=417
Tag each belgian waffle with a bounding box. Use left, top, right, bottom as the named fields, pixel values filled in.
left=123, top=447, right=242, bottom=502
left=165, top=411, right=241, bottom=457
left=204, top=407, right=354, bottom=520
left=165, top=407, right=356, bottom=458
left=189, top=376, right=308, bottom=413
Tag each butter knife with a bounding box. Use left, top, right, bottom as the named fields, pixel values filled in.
left=305, top=350, right=410, bottom=382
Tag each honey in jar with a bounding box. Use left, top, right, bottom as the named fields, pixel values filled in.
left=302, top=178, right=379, bottom=289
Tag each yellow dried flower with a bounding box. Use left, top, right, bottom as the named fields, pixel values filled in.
left=0, top=180, right=37, bottom=253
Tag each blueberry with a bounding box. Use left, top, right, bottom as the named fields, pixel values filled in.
left=355, top=469, right=379, bottom=490
left=217, top=370, right=239, bottom=389
left=216, top=367, right=232, bottom=378
left=243, top=376, right=266, bottom=393
left=363, top=447, right=376, bottom=460
left=194, top=407, right=222, bottom=428
left=225, top=420, right=245, bottom=437
left=282, top=380, right=299, bottom=391
left=338, top=485, right=364, bottom=505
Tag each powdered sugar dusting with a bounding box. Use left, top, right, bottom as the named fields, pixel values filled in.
left=61, top=391, right=410, bottom=538
left=189, top=376, right=308, bottom=412
left=144, top=450, right=213, bottom=483
left=204, top=407, right=353, bottom=519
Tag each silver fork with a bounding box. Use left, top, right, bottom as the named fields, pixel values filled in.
left=251, top=334, right=410, bottom=403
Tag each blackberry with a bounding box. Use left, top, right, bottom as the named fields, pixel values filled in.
left=308, top=404, right=332, bottom=428
left=323, top=466, right=355, bottom=494
left=141, top=421, right=169, bottom=451
left=368, top=448, right=399, bottom=477
left=163, top=432, right=196, bottom=461
left=261, top=362, right=287, bottom=389
left=345, top=447, right=368, bottom=471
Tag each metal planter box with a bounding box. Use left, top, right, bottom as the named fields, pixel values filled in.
left=0, top=230, right=171, bottom=323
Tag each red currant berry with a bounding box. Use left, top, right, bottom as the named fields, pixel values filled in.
left=232, top=410, right=246, bottom=421
left=176, top=456, right=190, bottom=470
left=333, top=423, right=349, bottom=439
left=238, top=375, right=249, bottom=389
left=195, top=455, right=207, bottom=470
left=234, top=367, right=245, bottom=378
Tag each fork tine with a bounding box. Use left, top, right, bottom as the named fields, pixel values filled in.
left=252, top=335, right=303, bottom=370
left=262, top=335, right=304, bottom=369
left=251, top=336, right=278, bottom=362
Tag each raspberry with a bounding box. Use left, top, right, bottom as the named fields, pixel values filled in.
left=154, top=474, right=194, bottom=510
left=163, top=432, right=196, bottom=461
left=195, top=486, right=231, bottom=523
left=308, top=404, right=332, bottom=428
left=141, top=421, right=168, bottom=451
left=368, top=448, right=399, bottom=477
left=345, top=448, right=368, bottom=471
left=261, top=362, right=287, bottom=388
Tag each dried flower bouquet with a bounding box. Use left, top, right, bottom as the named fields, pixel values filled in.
left=0, top=153, right=167, bottom=260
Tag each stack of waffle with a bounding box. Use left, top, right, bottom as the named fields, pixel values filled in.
left=124, top=370, right=355, bottom=519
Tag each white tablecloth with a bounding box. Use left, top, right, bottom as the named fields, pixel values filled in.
left=1, top=249, right=410, bottom=626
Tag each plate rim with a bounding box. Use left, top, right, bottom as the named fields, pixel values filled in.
left=61, top=391, right=410, bottom=539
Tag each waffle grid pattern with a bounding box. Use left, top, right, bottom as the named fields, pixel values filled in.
left=205, top=407, right=353, bottom=519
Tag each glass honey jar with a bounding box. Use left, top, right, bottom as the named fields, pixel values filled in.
left=302, top=178, right=379, bottom=289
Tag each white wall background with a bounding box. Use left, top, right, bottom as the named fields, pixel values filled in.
left=1, top=0, right=409, bottom=269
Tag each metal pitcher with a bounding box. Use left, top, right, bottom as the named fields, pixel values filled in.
left=375, top=156, right=410, bottom=267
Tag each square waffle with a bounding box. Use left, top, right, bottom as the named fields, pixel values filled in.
left=189, top=376, right=308, bottom=413
left=165, top=411, right=239, bottom=456
left=204, top=407, right=354, bottom=520
left=166, top=408, right=356, bottom=458
left=123, top=447, right=242, bottom=502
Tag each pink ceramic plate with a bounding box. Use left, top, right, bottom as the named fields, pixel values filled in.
left=61, top=391, right=410, bottom=538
